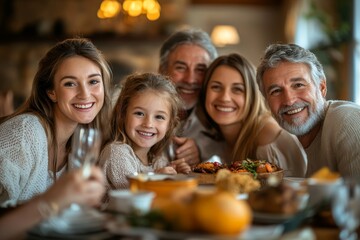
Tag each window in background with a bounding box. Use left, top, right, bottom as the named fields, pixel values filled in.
left=352, top=0, right=360, bottom=104
left=293, top=0, right=352, bottom=101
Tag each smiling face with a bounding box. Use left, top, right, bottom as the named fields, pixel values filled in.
left=125, top=90, right=171, bottom=153
left=262, top=62, right=327, bottom=137
left=165, top=44, right=211, bottom=110
left=47, top=56, right=104, bottom=128
left=205, top=65, right=246, bottom=127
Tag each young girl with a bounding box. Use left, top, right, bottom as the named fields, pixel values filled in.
left=99, top=72, right=191, bottom=189
left=198, top=53, right=307, bottom=177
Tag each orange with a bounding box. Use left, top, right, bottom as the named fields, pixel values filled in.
left=152, top=194, right=197, bottom=232
left=192, top=190, right=252, bottom=235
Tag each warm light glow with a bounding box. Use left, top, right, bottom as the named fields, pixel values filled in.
left=147, top=10, right=160, bottom=21
left=211, top=25, right=240, bottom=47
left=128, top=0, right=142, bottom=16
left=97, top=9, right=106, bottom=19
left=98, top=0, right=161, bottom=21
left=98, top=0, right=121, bottom=19
left=123, top=0, right=130, bottom=11
left=143, top=0, right=156, bottom=12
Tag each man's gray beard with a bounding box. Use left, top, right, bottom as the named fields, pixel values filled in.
left=277, top=99, right=326, bottom=137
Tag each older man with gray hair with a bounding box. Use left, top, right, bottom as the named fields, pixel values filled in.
left=159, top=27, right=227, bottom=166
left=257, top=43, right=360, bottom=177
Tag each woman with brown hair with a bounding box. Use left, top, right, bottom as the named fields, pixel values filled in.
left=0, top=38, right=112, bottom=206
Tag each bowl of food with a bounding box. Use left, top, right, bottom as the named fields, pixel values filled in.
left=127, top=172, right=198, bottom=198
left=306, top=167, right=342, bottom=207
left=227, top=159, right=284, bottom=187
left=191, top=159, right=284, bottom=187
left=190, top=162, right=225, bottom=184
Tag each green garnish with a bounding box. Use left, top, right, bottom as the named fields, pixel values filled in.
left=241, top=159, right=258, bottom=178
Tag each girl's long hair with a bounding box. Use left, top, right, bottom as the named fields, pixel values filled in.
left=108, top=72, right=183, bottom=161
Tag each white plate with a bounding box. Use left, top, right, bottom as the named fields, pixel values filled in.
left=31, top=205, right=108, bottom=235
left=252, top=211, right=294, bottom=224
left=197, top=185, right=249, bottom=200
left=107, top=222, right=284, bottom=240
left=27, top=230, right=112, bottom=239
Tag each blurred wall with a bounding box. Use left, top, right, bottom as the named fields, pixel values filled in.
left=185, top=4, right=284, bottom=66
left=0, top=0, right=284, bottom=104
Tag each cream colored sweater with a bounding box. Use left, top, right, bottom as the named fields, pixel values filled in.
left=0, top=114, right=62, bottom=207
left=305, top=100, right=360, bottom=177
left=256, top=130, right=308, bottom=177
left=98, top=143, right=169, bottom=189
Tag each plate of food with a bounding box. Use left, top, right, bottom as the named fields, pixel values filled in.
left=191, top=159, right=284, bottom=187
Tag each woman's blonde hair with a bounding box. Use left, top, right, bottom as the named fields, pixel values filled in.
left=109, top=72, right=183, bottom=161
left=198, top=53, right=271, bottom=161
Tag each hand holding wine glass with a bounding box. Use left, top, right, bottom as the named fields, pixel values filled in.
left=69, top=126, right=102, bottom=179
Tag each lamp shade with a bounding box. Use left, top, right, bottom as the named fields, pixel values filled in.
left=211, top=25, right=240, bottom=47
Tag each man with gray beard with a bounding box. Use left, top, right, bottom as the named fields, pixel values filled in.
left=257, top=43, right=360, bottom=177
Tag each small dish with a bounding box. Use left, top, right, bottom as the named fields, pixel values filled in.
left=127, top=173, right=198, bottom=198
left=107, top=189, right=155, bottom=214
left=306, top=177, right=343, bottom=207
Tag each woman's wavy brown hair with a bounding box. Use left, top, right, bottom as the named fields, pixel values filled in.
left=1, top=37, right=112, bottom=177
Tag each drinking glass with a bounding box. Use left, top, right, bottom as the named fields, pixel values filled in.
left=166, top=140, right=177, bottom=162
left=69, top=126, right=102, bottom=179
left=39, top=126, right=102, bottom=230
left=331, top=178, right=360, bottom=240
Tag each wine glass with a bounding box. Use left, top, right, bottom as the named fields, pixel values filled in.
left=69, top=126, right=102, bottom=179
left=331, top=178, right=360, bottom=240
left=38, top=126, right=102, bottom=230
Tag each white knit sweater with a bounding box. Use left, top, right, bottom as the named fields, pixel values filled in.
left=0, top=114, right=63, bottom=207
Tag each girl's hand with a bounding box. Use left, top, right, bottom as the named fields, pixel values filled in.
left=155, top=166, right=177, bottom=175
left=171, top=159, right=191, bottom=174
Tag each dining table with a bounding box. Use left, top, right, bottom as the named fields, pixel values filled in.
left=24, top=189, right=353, bottom=240
left=24, top=171, right=360, bottom=240
left=25, top=210, right=345, bottom=240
